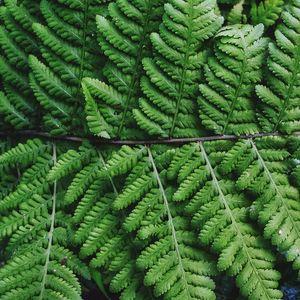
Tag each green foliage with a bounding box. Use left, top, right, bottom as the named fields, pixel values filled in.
left=170, top=142, right=282, bottom=299
left=227, top=0, right=247, bottom=25
left=0, top=0, right=41, bottom=129
left=0, top=137, right=299, bottom=299
left=0, top=0, right=300, bottom=299
left=250, top=0, right=284, bottom=27
left=0, top=138, right=48, bottom=166
left=0, top=140, right=89, bottom=299
left=256, top=0, right=300, bottom=133
left=95, top=145, right=219, bottom=299
left=49, top=143, right=156, bottom=299
left=82, top=0, right=165, bottom=139
left=198, top=24, right=268, bottom=135
left=133, top=0, right=223, bottom=138
left=29, top=0, right=112, bottom=135
left=222, top=0, right=284, bottom=28
left=220, top=137, right=300, bottom=278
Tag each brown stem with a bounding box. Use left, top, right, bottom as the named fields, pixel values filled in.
left=0, top=130, right=298, bottom=145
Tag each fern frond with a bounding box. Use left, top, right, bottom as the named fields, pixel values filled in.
left=133, top=0, right=223, bottom=138
left=0, top=142, right=88, bottom=299
left=47, top=141, right=95, bottom=182
left=0, top=0, right=299, bottom=298
left=101, top=145, right=218, bottom=299
left=72, top=178, right=106, bottom=224
left=82, top=0, right=165, bottom=139
left=0, top=138, right=48, bottom=167
left=136, top=147, right=218, bottom=299
left=73, top=150, right=155, bottom=299
left=227, top=0, right=247, bottom=25
left=99, top=145, right=147, bottom=177
left=0, top=0, right=41, bottom=129
left=220, top=137, right=300, bottom=278
left=64, top=157, right=102, bottom=204
left=170, top=141, right=282, bottom=300
left=29, top=0, right=112, bottom=135
left=198, top=24, right=268, bottom=135
left=256, top=0, right=300, bottom=134
left=0, top=154, right=51, bottom=212
left=250, top=0, right=284, bottom=28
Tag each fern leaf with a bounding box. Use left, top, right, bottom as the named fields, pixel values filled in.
left=72, top=178, right=107, bottom=224
left=29, top=0, right=112, bottom=135
left=47, top=141, right=95, bottom=182
left=251, top=0, right=284, bottom=28
left=221, top=137, right=300, bottom=279
left=82, top=79, right=112, bottom=138
left=0, top=0, right=41, bottom=129
left=136, top=147, right=218, bottom=299
left=100, top=145, right=147, bottom=177
left=133, top=0, right=223, bottom=138
left=0, top=138, right=48, bottom=167
left=170, top=142, right=282, bottom=300
left=0, top=143, right=87, bottom=299
left=256, top=0, right=300, bottom=134
left=102, top=145, right=218, bottom=299
left=227, top=0, right=247, bottom=25
left=198, top=24, right=268, bottom=135
left=64, top=157, right=102, bottom=205
left=82, top=0, right=165, bottom=139
left=74, top=151, right=155, bottom=299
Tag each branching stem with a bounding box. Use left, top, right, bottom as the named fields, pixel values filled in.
left=1, top=130, right=298, bottom=145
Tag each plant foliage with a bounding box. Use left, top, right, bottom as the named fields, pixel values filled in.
left=133, top=0, right=223, bottom=138
left=29, top=0, right=113, bottom=135
left=198, top=24, right=268, bottom=135
left=0, top=0, right=41, bottom=129
left=256, top=0, right=300, bottom=134
left=82, top=0, right=165, bottom=139
left=0, top=0, right=300, bottom=299
left=0, top=139, right=90, bottom=299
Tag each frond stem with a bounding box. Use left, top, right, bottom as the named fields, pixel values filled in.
left=199, top=142, right=272, bottom=300
left=147, top=146, right=191, bottom=299
left=117, top=1, right=155, bottom=137
left=222, top=31, right=247, bottom=134
left=38, top=143, right=57, bottom=299
left=274, top=42, right=300, bottom=131
left=250, top=139, right=300, bottom=238
left=170, top=0, right=194, bottom=137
